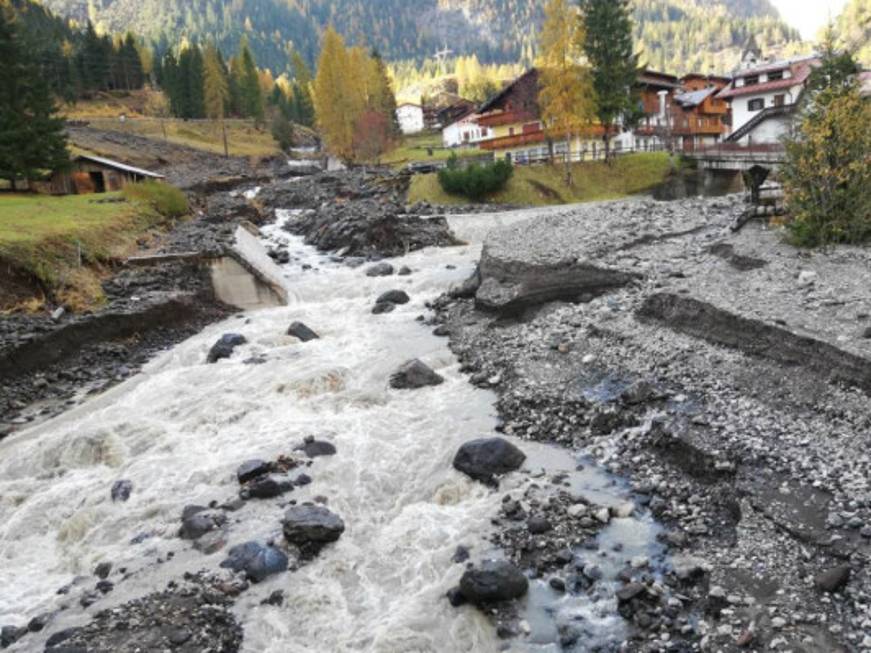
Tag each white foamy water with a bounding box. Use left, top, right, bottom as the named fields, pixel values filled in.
left=0, top=207, right=664, bottom=652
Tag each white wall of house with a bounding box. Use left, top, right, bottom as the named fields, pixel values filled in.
left=396, top=104, right=425, bottom=135
left=733, top=114, right=793, bottom=146
left=442, top=117, right=490, bottom=148
left=730, top=83, right=803, bottom=138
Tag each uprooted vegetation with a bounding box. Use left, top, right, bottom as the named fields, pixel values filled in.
left=0, top=183, right=189, bottom=312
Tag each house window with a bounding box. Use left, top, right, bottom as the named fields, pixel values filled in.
left=768, top=70, right=784, bottom=81
left=748, top=98, right=764, bottom=112
left=508, top=127, right=515, bottom=136
left=745, top=75, right=759, bottom=86
left=774, top=94, right=786, bottom=107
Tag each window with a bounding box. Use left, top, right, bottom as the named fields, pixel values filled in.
left=748, top=98, right=764, bottom=112
left=744, top=75, right=759, bottom=86
left=508, top=127, right=515, bottom=136
left=774, top=94, right=786, bottom=107
left=768, top=70, right=784, bottom=81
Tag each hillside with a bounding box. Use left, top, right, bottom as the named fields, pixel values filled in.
left=832, top=0, right=871, bottom=67
left=39, top=0, right=804, bottom=74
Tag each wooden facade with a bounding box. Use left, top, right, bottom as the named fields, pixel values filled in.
left=33, top=155, right=165, bottom=196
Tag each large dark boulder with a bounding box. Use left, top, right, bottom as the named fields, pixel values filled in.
left=366, top=262, right=395, bottom=277
left=207, top=334, right=247, bottom=364
left=236, top=459, right=270, bottom=484
left=390, top=359, right=444, bottom=390
left=297, top=436, right=337, bottom=458
left=814, top=565, right=851, bottom=593
left=179, top=506, right=226, bottom=540
left=110, top=479, right=132, bottom=502
left=376, top=290, right=410, bottom=305
left=220, top=542, right=288, bottom=583
left=459, top=560, right=529, bottom=605
left=453, top=438, right=526, bottom=485
left=283, top=504, right=345, bottom=550
left=287, top=322, right=319, bottom=342
left=245, top=475, right=293, bottom=499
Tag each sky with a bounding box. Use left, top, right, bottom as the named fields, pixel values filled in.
left=770, top=0, right=849, bottom=40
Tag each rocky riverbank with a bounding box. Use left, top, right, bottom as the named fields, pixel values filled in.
left=434, top=196, right=871, bottom=651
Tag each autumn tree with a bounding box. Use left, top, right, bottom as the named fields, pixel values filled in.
left=537, top=0, right=596, bottom=184
left=314, top=27, right=357, bottom=161
left=204, top=43, right=230, bottom=157
left=781, top=47, right=870, bottom=247
left=579, top=0, right=640, bottom=162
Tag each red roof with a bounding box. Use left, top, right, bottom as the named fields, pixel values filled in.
left=717, top=60, right=817, bottom=100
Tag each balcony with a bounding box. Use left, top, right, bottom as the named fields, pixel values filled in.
left=477, top=111, right=537, bottom=128
left=478, top=130, right=547, bottom=150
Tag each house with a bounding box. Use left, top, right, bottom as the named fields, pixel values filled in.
left=717, top=39, right=820, bottom=145
left=621, top=70, right=682, bottom=152
left=34, top=154, right=165, bottom=195
left=441, top=105, right=490, bottom=148
left=671, top=74, right=731, bottom=151
left=396, top=103, right=425, bottom=135
left=475, top=68, right=610, bottom=163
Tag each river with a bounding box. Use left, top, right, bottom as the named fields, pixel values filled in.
left=0, top=207, right=665, bottom=652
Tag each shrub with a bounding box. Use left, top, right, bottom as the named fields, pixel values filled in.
left=437, top=155, right=513, bottom=201
left=122, top=181, right=189, bottom=219
left=271, top=114, right=294, bottom=151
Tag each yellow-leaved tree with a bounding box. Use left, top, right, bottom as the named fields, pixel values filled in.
left=537, top=0, right=597, bottom=184
left=203, top=43, right=230, bottom=157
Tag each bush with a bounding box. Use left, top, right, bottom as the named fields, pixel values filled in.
left=122, top=181, right=189, bottom=219
left=437, top=155, right=513, bottom=201
left=271, top=114, right=294, bottom=151
left=782, top=87, right=871, bottom=247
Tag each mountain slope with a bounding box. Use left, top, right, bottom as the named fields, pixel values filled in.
left=832, top=0, right=871, bottom=66
left=39, top=0, right=803, bottom=74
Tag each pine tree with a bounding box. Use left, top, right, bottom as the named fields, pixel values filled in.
left=368, top=50, right=400, bottom=136
left=204, top=43, right=230, bottom=157
left=0, top=6, right=69, bottom=189
left=579, top=0, right=640, bottom=161
left=290, top=51, right=315, bottom=126
left=237, top=37, right=264, bottom=124
left=538, top=0, right=596, bottom=183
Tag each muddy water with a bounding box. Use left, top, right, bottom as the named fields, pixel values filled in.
left=0, top=208, right=666, bottom=652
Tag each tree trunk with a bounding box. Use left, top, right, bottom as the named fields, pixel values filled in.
left=564, top=133, right=573, bottom=187
left=604, top=132, right=612, bottom=165
left=221, top=119, right=229, bottom=159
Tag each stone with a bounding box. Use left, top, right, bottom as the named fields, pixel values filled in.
left=287, top=322, right=320, bottom=342
left=1, top=625, right=26, bottom=648
left=446, top=587, right=467, bottom=607
left=262, top=590, right=285, bottom=606
left=179, top=508, right=225, bottom=540
left=365, top=262, right=395, bottom=277
left=193, top=530, right=227, bottom=555
left=110, top=479, right=133, bottom=502
left=453, top=438, right=526, bottom=485
left=44, top=627, right=81, bottom=648
left=207, top=334, right=247, bottom=364
left=237, top=459, right=270, bottom=484
left=372, top=302, right=396, bottom=314
left=814, top=565, right=851, bottom=593
left=527, top=515, right=552, bottom=534
left=220, top=542, right=289, bottom=583
left=398, top=266, right=412, bottom=276
left=458, top=560, right=529, bottom=605
left=376, top=290, right=410, bottom=305
left=246, top=475, right=293, bottom=499
left=283, top=504, right=345, bottom=548
left=93, top=562, right=112, bottom=579
left=549, top=577, right=566, bottom=592
left=452, top=545, right=471, bottom=564
left=616, top=583, right=646, bottom=603
left=299, top=438, right=337, bottom=458
left=390, top=359, right=444, bottom=390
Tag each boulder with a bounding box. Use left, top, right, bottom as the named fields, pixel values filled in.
left=372, top=302, right=397, bottom=315
left=246, top=475, right=293, bottom=499
left=207, top=334, right=247, bottom=364
left=110, top=479, right=133, bottom=503
left=237, top=459, right=271, bottom=484
left=376, top=290, right=410, bottom=305
left=366, top=262, right=395, bottom=277
left=814, top=565, right=851, bottom=593
left=287, top=322, right=319, bottom=342
left=283, top=504, right=345, bottom=549
left=179, top=507, right=226, bottom=540
left=453, top=438, right=526, bottom=485
left=1, top=625, right=26, bottom=648
left=220, top=542, right=288, bottom=583
left=390, top=359, right=444, bottom=390
left=298, top=436, right=336, bottom=458
left=458, top=560, right=528, bottom=605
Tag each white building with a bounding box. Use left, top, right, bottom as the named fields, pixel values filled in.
left=442, top=110, right=490, bottom=148
left=718, top=39, right=819, bottom=145
left=396, top=103, right=425, bottom=135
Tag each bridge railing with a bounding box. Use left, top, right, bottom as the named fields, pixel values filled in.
left=689, top=143, right=786, bottom=160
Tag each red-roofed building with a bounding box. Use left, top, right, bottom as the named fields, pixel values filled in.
left=716, top=41, right=820, bottom=145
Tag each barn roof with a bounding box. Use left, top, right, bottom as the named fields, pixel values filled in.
left=76, top=154, right=165, bottom=179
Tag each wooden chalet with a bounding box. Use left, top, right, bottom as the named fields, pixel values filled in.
left=671, top=74, right=731, bottom=151
left=35, top=154, right=165, bottom=195
left=629, top=70, right=681, bottom=150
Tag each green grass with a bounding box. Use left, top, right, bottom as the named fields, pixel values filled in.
left=0, top=190, right=181, bottom=310
left=408, top=153, right=675, bottom=206
left=382, top=132, right=485, bottom=166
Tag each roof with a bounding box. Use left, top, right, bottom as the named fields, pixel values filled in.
left=732, top=54, right=819, bottom=79
left=478, top=68, right=540, bottom=114
left=637, top=69, right=681, bottom=89
left=674, top=86, right=718, bottom=107
left=742, top=35, right=762, bottom=62
left=717, top=58, right=819, bottom=100
left=682, top=73, right=731, bottom=84
left=397, top=102, right=422, bottom=109
left=76, top=154, right=164, bottom=179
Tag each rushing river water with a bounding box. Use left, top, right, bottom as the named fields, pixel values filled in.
left=0, top=207, right=665, bottom=652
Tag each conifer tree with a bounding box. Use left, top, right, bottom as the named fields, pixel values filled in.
left=290, top=50, right=315, bottom=126
left=237, top=37, right=264, bottom=124
left=579, top=0, right=639, bottom=161
left=368, top=50, right=400, bottom=136
left=0, top=6, right=68, bottom=189
left=538, top=0, right=596, bottom=183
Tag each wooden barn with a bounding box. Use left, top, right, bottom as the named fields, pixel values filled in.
left=35, top=155, right=165, bottom=195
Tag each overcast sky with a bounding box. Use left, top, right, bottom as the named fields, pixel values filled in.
left=770, top=0, right=849, bottom=40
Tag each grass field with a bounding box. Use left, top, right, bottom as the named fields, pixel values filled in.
left=0, top=188, right=182, bottom=311
left=408, top=153, right=676, bottom=206
left=381, top=132, right=485, bottom=166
